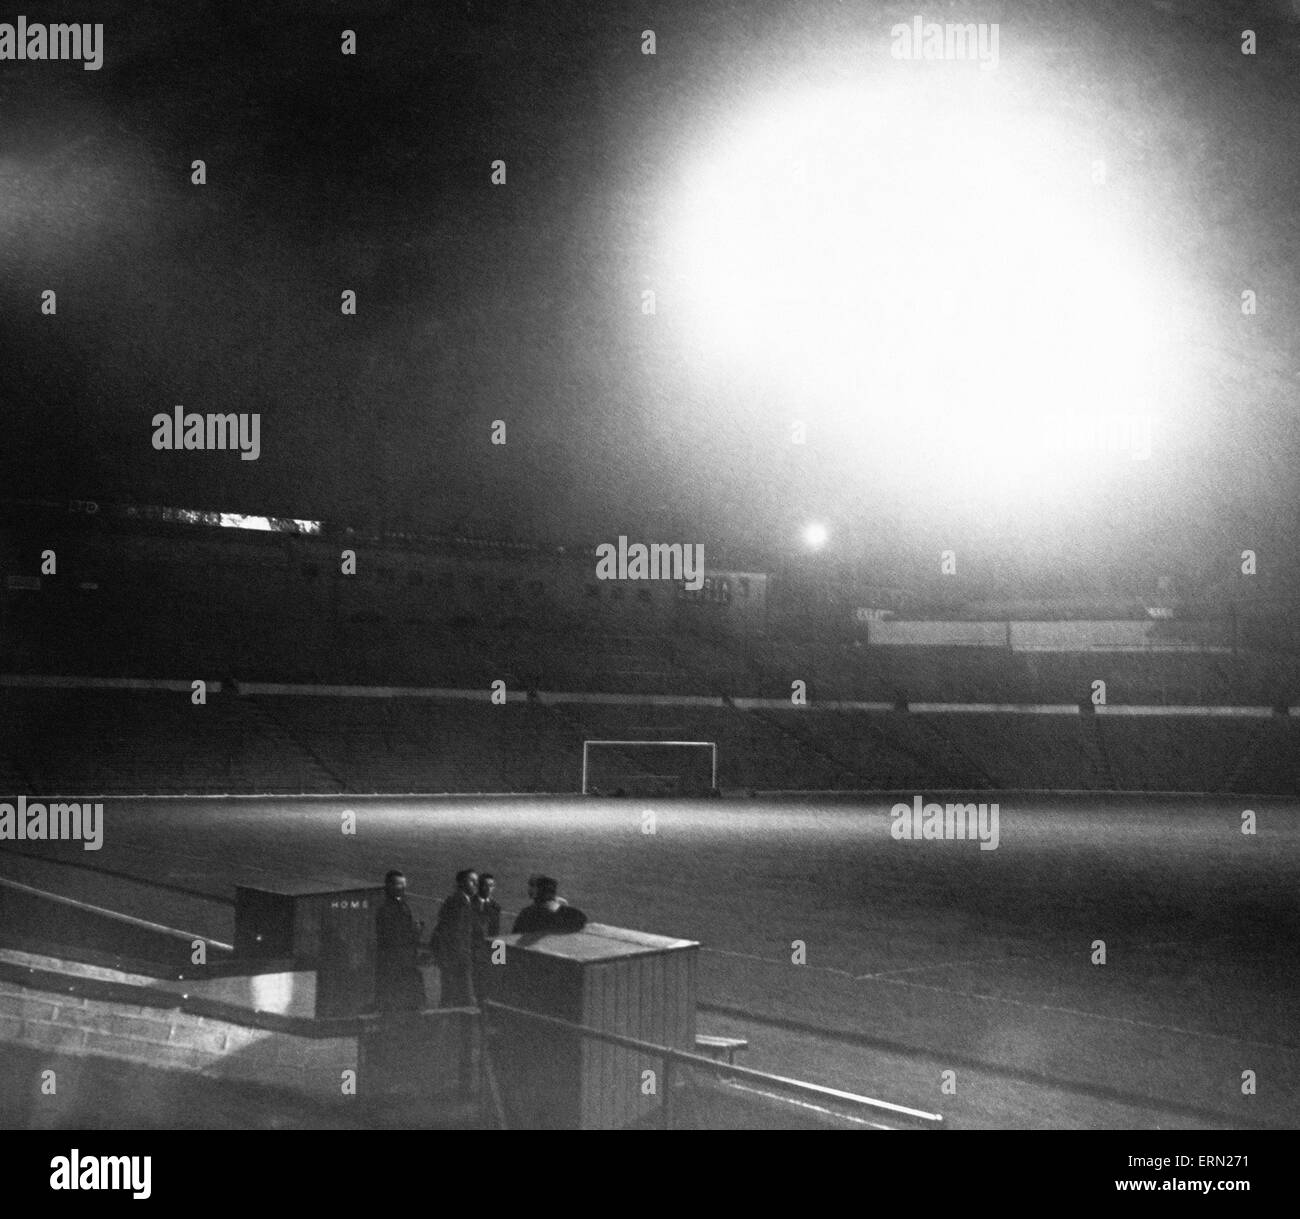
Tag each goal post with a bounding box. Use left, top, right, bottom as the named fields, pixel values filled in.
left=582, top=740, right=718, bottom=796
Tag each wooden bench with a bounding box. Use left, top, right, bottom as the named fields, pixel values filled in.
left=694, top=1034, right=749, bottom=1065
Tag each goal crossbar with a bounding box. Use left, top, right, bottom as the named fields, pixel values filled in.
left=582, top=740, right=718, bottom=794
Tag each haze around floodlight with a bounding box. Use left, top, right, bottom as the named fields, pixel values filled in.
left=667, top=75, right=1176, bottom=489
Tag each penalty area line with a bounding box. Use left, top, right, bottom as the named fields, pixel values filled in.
left=699, top=947, right=1300, bottom=1055
left=856, top=972, right=1300, bottom=1055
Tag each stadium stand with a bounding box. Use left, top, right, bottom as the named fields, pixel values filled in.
left=680, top=639, right=1300, bottom=710
left=256, top=696, right=580, bottom=794
left=921, top=714, right=1110, bottom=790
left=4, top=688, right=333, bottom=795
left=4, top=678, right=1297, bottom=796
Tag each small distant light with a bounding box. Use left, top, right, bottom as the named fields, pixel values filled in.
left=803, top=522, right=829, bottom=550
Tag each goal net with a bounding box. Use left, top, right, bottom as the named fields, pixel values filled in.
left=582, top=740, right=718, bottom=796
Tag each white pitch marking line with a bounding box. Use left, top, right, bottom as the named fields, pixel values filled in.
left=855, top=974, right=1300, bottom=1055
left=854, top=933, right=1237, bottom=979
left=706, top=946, right=861, bottom=981
left=699, top=947, right=1300, bottom=1055
left=855, top=956, right=1010, bottom=981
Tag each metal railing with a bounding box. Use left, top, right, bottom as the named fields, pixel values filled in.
left=480, top=999, right=943, bottom=1130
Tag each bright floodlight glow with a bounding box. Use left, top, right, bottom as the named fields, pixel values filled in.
left=803, top=522, right=829, bottom=549
left=667, top=75, right=1179, bottom=487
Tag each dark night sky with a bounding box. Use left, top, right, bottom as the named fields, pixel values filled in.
left=2, top=0, right=1299, bottom=592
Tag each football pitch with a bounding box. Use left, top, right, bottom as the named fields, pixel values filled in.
left=4, top=792, right=1297, bottom=1130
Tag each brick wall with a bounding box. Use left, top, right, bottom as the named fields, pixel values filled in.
left=0, top=955, right=357, bottom=1104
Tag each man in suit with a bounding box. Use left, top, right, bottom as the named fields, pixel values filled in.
left=471, top=873, right=503, bottom=1008
left=431, top=868, right=480, bottom=1008
left=374, top=870, right=426, bottom=1013
left=476, top=873, right=502, bottom=939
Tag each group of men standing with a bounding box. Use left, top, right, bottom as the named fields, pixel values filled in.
left=374, top=867, right=587, bottom=1014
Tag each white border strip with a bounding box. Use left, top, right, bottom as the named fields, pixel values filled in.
left=910, top=703, right=1080, bottom=715
left=1094, top=705, right=1276, bottom=718
left=243, top=682, right=526, bottom=701
left=2, top=674, right=223, bottom=693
